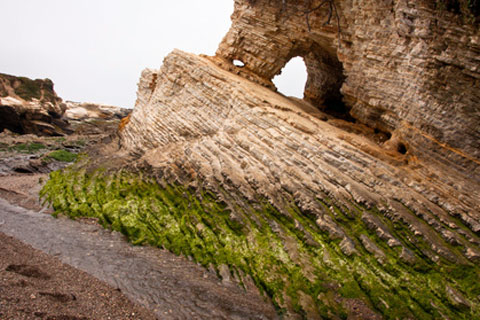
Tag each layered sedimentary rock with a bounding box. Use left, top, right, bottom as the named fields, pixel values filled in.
left=0, top=73, right=70, bottom=136
left=216, top=0, right=480, bottom=176
left=42, top=1, right=480, bottom=319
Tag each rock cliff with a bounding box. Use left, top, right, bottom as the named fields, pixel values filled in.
left=42, top=1, right=480, bottom=319
left=0, top=73, right=130, bottom=176
left=0, top=72, right=131, bottom=137
left=0, top=73, right=70, bottom=136
left=216, top=0, right=480, bottom=176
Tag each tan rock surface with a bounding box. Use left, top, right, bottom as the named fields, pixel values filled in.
left=105, top=46, right=480, bottom=317
left=121, top=49, right=479, bottom=266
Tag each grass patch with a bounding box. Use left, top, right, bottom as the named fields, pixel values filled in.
left=14, top=77, right=43, bottom=101
left=46, top=150, right=77, bottom=162
left=72, top=139, right=86, bottom=147
left=10, top=142, right=46, bottom=153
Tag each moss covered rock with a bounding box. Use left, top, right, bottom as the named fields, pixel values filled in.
left=41, top=159, right=480, bottom=319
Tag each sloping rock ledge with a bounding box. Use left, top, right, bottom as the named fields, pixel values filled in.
left=42, top=49, right=480, bottom=319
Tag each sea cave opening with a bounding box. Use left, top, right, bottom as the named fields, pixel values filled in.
left=271, top=48, right=353, bottom=122
left=272, top=56, right=308, bottom=99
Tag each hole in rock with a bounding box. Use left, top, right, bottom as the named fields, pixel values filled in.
left=373, top=128, right=392, bottom=143
left=233, top=60, right=245, bottom=67
left=14, top=167, right=33, bottom=174
left=272, top=56, right=308, bottom=99
left=397, top=142, right=407, bottom=154
left=445, top=0, right=461, bottom=14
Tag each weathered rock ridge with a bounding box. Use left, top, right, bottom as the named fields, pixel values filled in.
left=43, top=1, right=480, bottom=319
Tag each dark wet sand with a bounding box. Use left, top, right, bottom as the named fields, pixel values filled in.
left=0, top=232, right=158, bottom=320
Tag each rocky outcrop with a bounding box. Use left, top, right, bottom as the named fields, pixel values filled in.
left=216, top=0, right=480, bottom=177
left=0, top=73, right=70, bottom=136
left=64, top=101, right=130, bottom=121
left=63, top=101, right=131, bottom=135
left=42, top=1, right=480, bottom=319
left=0, top=73, right=131, bottom=137
left=0, top=74, right=130, bottom=175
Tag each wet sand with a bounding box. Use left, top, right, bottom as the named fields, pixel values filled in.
left=0, top=232, right=158, bottom=320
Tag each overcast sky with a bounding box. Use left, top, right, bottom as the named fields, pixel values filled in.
left=0, top=1, right=306, bottom=108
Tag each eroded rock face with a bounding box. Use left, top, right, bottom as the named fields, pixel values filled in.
left=43, top=1, right=480, bottom=318
left=64, top=101, right=130, bottom=121
left=122, top=50, right=479, bottom=259
left=116, top=49, right=479, bottom=318
left=216, top=0, right=480, bottom=176
left=0, top=73, right=69, bottom=136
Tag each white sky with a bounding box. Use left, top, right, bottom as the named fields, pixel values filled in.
left=273, top=57, right=307, bottom=99
left=0, top=1, right=307, bottom=108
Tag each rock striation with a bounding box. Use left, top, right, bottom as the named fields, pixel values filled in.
left=42, top=1, right=480, bottom=319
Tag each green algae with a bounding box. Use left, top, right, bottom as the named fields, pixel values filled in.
left=40, top=162, right=480, bottom=319
left=45, top=150, right=77, bottom=162
left=10, top=142, right=46, bottom=153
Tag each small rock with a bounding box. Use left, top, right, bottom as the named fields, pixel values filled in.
left=218, top=264, right=232, bottom=284
left=441, top=229, right=462, bottom=246
left=446, top=285, right=471, bottom=310
left=465, top=247, right=480, bottom=262
left=399, top=247, right=416, bottom=265
left=316, top=215, right=344, bottom=240
left=359, top=234, right=386, bottom=264
left=340, top=237, right=357, bottom=256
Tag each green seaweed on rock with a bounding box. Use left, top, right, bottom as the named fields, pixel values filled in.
left=40, top=161, right=480, bottom=319
left=46, top=150, right=78, bottom=162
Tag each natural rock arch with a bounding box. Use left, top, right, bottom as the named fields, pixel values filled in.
left=216, top=0, right=348, bottom=118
